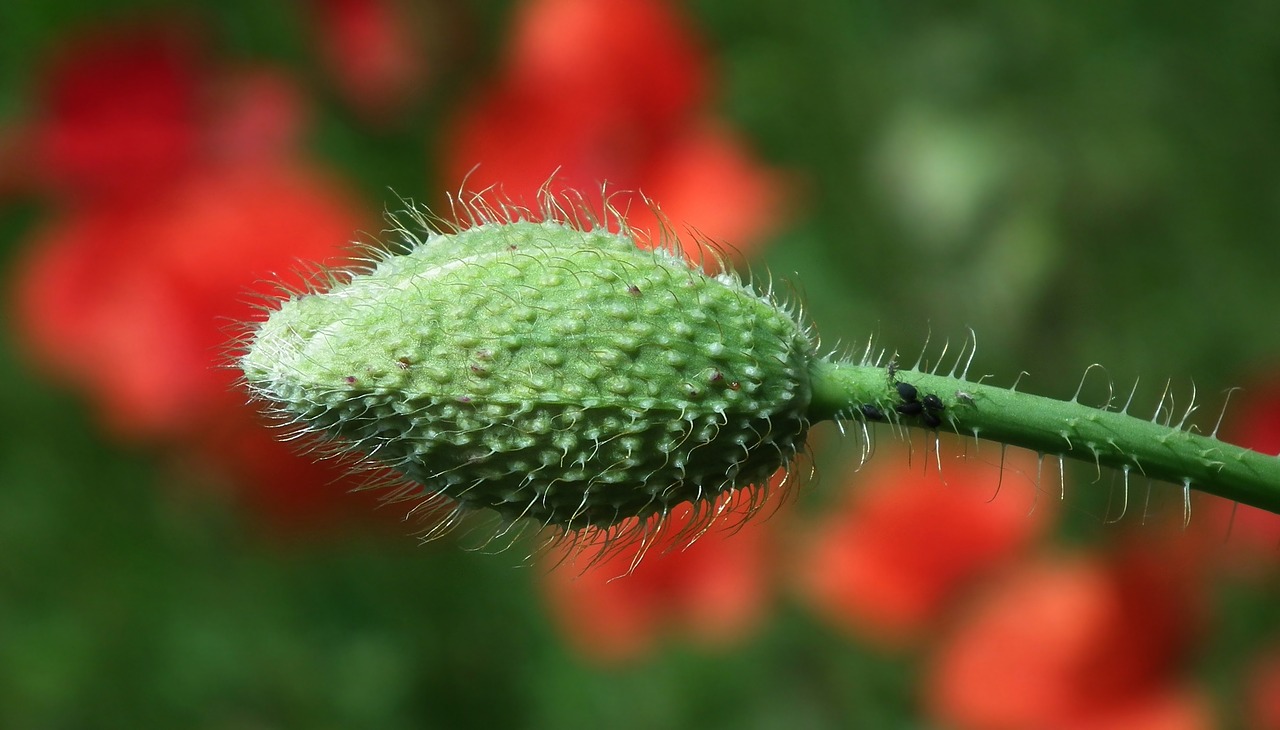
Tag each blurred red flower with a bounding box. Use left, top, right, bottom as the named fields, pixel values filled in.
left=25, top=22, right=310, bottom=204
left=9, top=23, right=380, bottom=527
left=15, top=164, right=362, bottom=438
left=796, top=442, right=1049, bottom=647
left=1189, top=375, right=1280, bottom=568
left=1248, top=648, right=1280, bottom=730
left=29, top=24, right=203, bottom=203
left=443, top=0, right=785, bottom=259
left=1138, top=374, right=1280, bottom=578
left=540, top=484, right=784, bottom=663
left=927, top=551, right=1213, bottom=730
left=307, top=0, right=433, bottom=122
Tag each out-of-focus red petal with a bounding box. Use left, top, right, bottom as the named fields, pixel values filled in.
left=796, top=444, right=1047, bottom=646
left=1219, top=377, right=1280, bottom=552
left=309, top=0, right=429, bottom=121
left=11, top=162, right=375, bottom=528
left=11, top=212, right=114, bottom=383
left=540, top=485, right=780, bottom=663
left=441, top=0, right=785, bottom=261
left=0, top=123, right=32, bottom=200
left=927, top=553, right=1207, bottom=730
left=446, top=84, right=631, bottom=205
left=14, top=20, right=391, bottom=531
left=931, top=558, right=1109, bottom=727
left=1229, top=378, right=1280, bottom=454
left=32, top=24, right=203, bottom=201
left=1176, top=375, right=1280, bottom=569
left=1248, top=649, right=1280, bottom=730
left=446, top=101, right=786, bottom=264
left=190, top=405, right=396, bottom=532
left=627, top=122, right=788, bottom=258
left=1069, top=690, right=1215, bottom=730
left=445, top=0, right=709, bottom=195
left=206, top=68, right=308, bottom=163
left=10, top=163, right=366, bottom=438
left=507, top=0, right=707, bottom=136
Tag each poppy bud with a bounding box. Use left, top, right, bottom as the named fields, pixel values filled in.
left=240, top=197, right=815, bottom=531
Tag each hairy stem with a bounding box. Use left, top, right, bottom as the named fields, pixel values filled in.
left=808, top=359, right=1280, bottom=515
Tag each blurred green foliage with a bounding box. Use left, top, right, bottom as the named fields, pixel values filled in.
left=1, top=0, right=1278, bottom=728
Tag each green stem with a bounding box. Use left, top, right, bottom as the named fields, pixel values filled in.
left=807, top=358, right=1280, bottom=515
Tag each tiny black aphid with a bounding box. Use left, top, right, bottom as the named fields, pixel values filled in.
left=859, top=403, right=886, bottom=421
left=895, top=401, right=924, bottom=417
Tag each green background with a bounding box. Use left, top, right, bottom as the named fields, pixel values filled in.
left=1, top=0, right=1278, bottom=728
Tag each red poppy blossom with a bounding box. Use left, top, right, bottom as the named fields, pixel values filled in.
left=0, top=122, right=33, bottom=201
left=27, top=23, right=312, bottom=203
left=1248, top=648, right=1280, bottom=730
left=307, top=0, right=431, bottom=122
left=205, top=67, right=309, bottom=165
left=796, top=443, right=1049, bottom=646
left=1142, top=374, right=1280, bottom=575
left=443, top=0, right=786, bottom=260
left=927, top=552, right=1212, bottom=730
left=30, top=23, right=204, bottom=203
left=10, top=161, right=388, bottom=530
left=13, top=162, right=365, bottom=438
left=540, top=485, right=784, bottom=663
left=1192, top=375, right=1280, bottom=565
left=9, top=24, right=380, bottom=527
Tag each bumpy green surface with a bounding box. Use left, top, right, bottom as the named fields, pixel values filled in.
left=242, top=219, right=815, bottom=528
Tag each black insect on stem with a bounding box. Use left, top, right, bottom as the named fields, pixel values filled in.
left=859, top=403, right=886, bottom=422
left=896, top=401, right=924, bottom=417
left=896, top=381, right=919, bottom=404
left=921, top=392, right=945, bottom=428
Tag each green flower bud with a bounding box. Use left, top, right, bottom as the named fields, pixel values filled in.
left=240, top=198, right=816, bottom=532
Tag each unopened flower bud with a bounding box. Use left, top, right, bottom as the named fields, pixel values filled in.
left=240, top=197, right=815, bottom=531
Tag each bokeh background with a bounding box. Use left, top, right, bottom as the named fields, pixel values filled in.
left=2, top=0, right=1279, bottom=728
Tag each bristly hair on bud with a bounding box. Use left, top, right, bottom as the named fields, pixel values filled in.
left=236, top=185, right=819, bottom=564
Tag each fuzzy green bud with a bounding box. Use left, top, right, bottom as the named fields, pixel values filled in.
left=241, top=205, right=815, bottom=530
